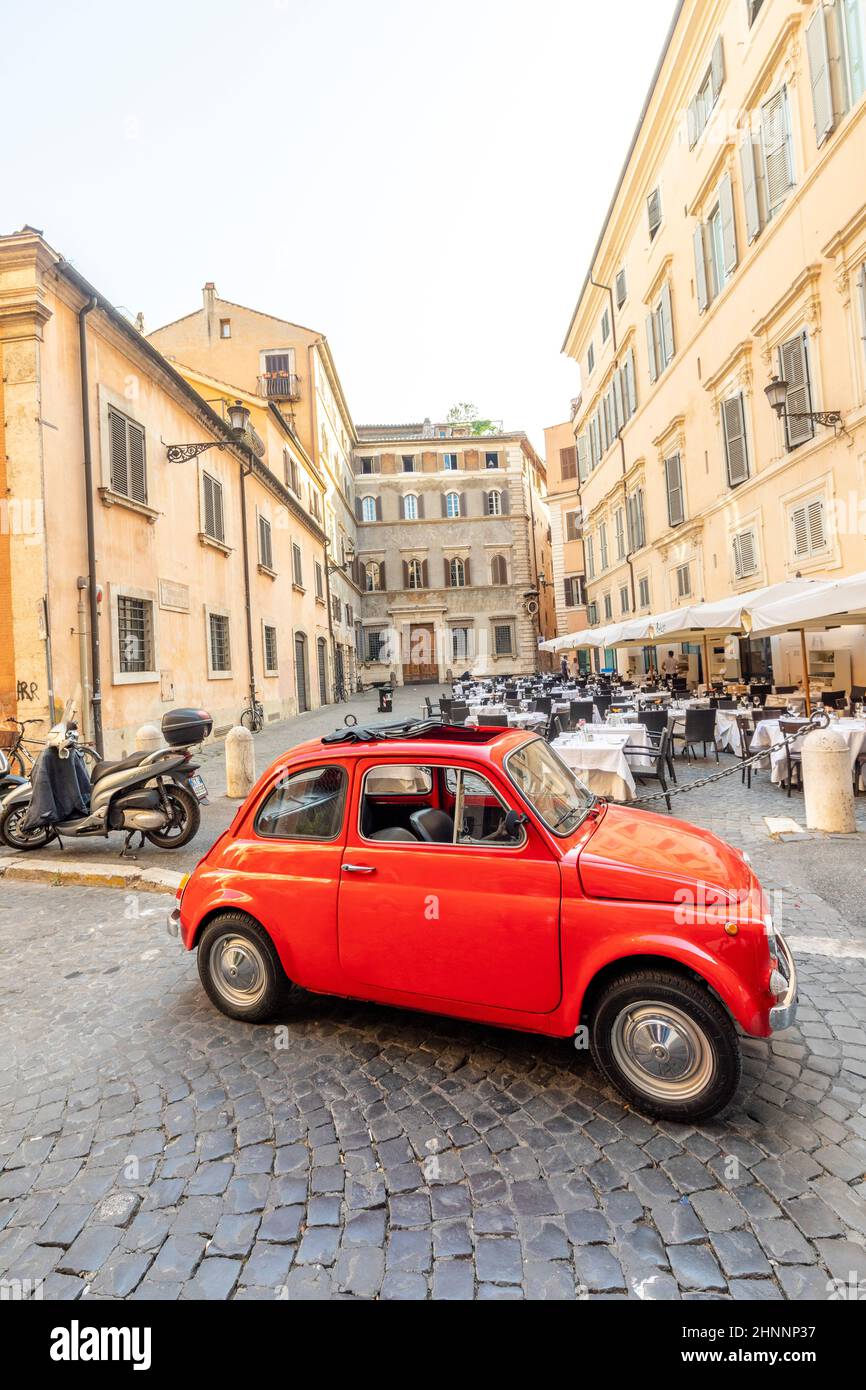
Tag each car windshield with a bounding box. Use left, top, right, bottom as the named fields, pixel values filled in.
left=505, top=737, right=595, bottom=836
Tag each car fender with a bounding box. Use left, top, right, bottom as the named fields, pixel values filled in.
left=565, top=930, right=768, bottom=1038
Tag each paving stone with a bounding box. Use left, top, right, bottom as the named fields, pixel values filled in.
left=668, top=1244, right=726, bottom=1292
left=752, top=1218, right=817, bottom=1265
left=334, top=1246, right=385, bottom=1298
left=58, top=1225, right=121, bottom=1275
left=181, top=1257, right=241, bottom=1300
left=573, top=1244, right=625, bottom=1292
left=709, top=1231, right=772, bottom=1279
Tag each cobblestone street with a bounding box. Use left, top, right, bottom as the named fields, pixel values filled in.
left=2, top=708, right=866, bottom=1301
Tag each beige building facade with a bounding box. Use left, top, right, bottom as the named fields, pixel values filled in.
left=0, top=231, right=333, bottom=755
left=544, top=420, right=589, bottom=658
left=352, top=424, right=554, bottom=685
left=561, top=0, right=866, bottom=685
left=148, top=287, right=362, bottom=697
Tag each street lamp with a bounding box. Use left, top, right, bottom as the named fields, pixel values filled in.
left=764, top=376, right=845, bottom=433
left=327, top=536, right=356, bottom=575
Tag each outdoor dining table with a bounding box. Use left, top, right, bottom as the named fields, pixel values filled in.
left=464, top=710, right=547, bottom=730
left=552, top=732, right=638, bottom=802
left=751, top=716, right=866, bottom=787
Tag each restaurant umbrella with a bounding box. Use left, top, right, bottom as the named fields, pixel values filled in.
left=746, top=570, right=866, bottom=715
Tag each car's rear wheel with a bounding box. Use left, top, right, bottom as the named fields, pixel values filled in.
left=197, top=914, right=292, bottom=1023
left=589, top=969, right=741, bottom=1121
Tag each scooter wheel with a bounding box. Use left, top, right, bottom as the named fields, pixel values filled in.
left=0, top=803, right=53, bottom=851
left=145, top=784, right=201, bottom=850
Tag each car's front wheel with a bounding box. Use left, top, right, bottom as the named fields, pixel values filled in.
left=589, top=969, right=741, bottom=1122
left=197, top=913, right=294, bottom=1023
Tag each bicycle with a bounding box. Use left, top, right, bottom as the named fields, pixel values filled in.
left=240, top=698, right=265, bottom=733
left=0, top=718, right=46, bottom=776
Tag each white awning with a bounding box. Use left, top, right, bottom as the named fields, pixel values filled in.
left=748, top=569, right=866, bottom=635
left=633, top=579, right=827, bottom=645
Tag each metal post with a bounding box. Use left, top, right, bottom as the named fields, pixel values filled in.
left=799, top=628, right=812, bottom=716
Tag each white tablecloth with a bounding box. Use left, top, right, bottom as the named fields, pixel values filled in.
left=553, top=734, right=638, bottom=801
left=751, top=717, right=866, bottom=786
left=465, top=711, right=547, bottom=730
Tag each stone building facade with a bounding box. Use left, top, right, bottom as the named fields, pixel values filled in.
left=544, top=419, right=589, bottom=655
left=352, top=424, right=554, bottom=685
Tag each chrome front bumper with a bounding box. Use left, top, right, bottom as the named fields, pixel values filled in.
left=167, top=906, right=181, bottom=939
left=769, top=931, right=798, bottom=1032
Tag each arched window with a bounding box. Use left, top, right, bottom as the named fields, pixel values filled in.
left=365, top=561, right=381, bottom=592
left=491, top=554, right=508, bottom=585
left=450, top=557, right=466, bottom=588
left=361, top=496, right=376, bottom=522
left=446, top=492, right=461, bottom=518
left=487, top=490, right=502, bottom=516
left=403, top=494, right=418, bottom=521
left=407, top=559, right=424, bottom=590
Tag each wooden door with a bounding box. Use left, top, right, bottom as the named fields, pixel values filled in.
left=403, top=624, right=437, bottom=684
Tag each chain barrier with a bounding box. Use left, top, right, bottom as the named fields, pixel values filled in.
left=624, top=708, right=831, bottom=807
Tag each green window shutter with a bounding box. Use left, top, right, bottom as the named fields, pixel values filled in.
left=711, top=34, right=726, bottom=100
left=761, top=87, right=794, bottom=216
left=646, top=314, right=658, bottom=383
left=718, top=172, right=738, bottom=274
left=109, top=408, right=128, bottom=495
left=740, top=134, right=762, bottom=243
left=722, top=393, right=750, bottom=485
left=779, top=334, right=815, bottom=448
left=664, top=453, right=685, bottom=527
left=807, top=5, right=836, bottom=146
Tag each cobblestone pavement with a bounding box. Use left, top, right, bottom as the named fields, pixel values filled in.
left=2, top=725, right=866, bottom=1300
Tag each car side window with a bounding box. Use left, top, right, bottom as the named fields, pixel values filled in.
left=255, top=765, right=347, bottom=840
left=444, top=767, right=525, bottom=847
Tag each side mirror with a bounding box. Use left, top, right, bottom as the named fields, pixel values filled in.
left=504, top=809, right=528, bottom=837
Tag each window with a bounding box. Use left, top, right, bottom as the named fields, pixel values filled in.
left=209, top=612, right=231, bottom=674
left=366, top=629, right=386, bottom=662
left=451, top=627, right=472, bottom=661
left=117, top=595, right=154, bottom=674
left=219, top=319, right=231, bottom=338
left=688, top=37, right=725, bottom=148
left=331, top=594, right=341, bottom=624
left=315, top=561, right=324, bottom=600
left=446, top=492, right=461, bottom=518
left=345, top=603, right=353, bottom=626
left=614, top=507, right=625, bottom=560
left=587, top=601, right=599, bottom=626
left=627, top=488, right=646, bottom=552
left=491, top=554, right=508, bottom=585
left=402, top=454, right=416, bottom=473
left=284, top=450, right=300, bottom=494
left=748, top=0, right=765, bottom=25
left=361, top=496, right=377, bottom=522
left=407, top=558, right=425, bottom=590
left=779, top=333, right=815, bottom=449
left=108, top=407, right=147, bottom=504
left=361, top=456, right=381, bottom=475
left=664, top=452, right=685, bottom=528
left=646, top=284, right=675, bottom=381
left=560, top=445, right=577, bottom=480
left=620, top=585, right=631, bottom=615
left=790, top=495, right=828, bottom=559
left=676, top=564, right=692, bottom=599
left=722, top=393, right=750, bottom=486
left=256, top=765, right=347, bottom=841
left=615, top=269, right=627, bottom=308
left=732, top=529, right=759, bottom=580
left=263, top=623, right=278, bottom=676
left=507, top=739, right=593, bottom=836
left=486, top=490, right=503, bottom=516
left=494, top=623, right=514, bottom=656
left=441, top=453, right=457, bottom=471
left=587, top=342, right=596, bottom=375
left=647, top=187, right=662, bottom=241
left=564, top=576, right=585, bottom=608
left=601, top=308, right=611, bottom=344
left=599, top=521, right=609, bottom=571
left=695, top=177, right=738, bottom=313
left=292, top=542, right=303, bottom=587
left=638, top=576, right=651, bottom=609
left=202, top=472, right=224, bottom=542
left=585, top=534, right=595, bottom=581
left=403, top=494, right=419, bottom=521
left=565, top=510, right=582, bottom=542
left=842, top=0, right=866, bottom=105
left=310, top=489, right=321, bottom=521
left=365, top=561, right=382, bottom=592
left=603, top=593, right=613, bottom=622
left=485, top=452, right=500, bottom=470
left=449, top=557, right=467, bottom=588
left=806, top=1, right=865, bottom=147
left=259, top=515, right=274, bottom=571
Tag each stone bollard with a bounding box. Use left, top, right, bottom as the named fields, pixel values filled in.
left=135, top=723, right=162, bottom=753
left=801, top=725, right=856, bottom=833
left=225, top=725, right=256, bottom=799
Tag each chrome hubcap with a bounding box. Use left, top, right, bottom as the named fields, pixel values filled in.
left=610, top=1001, right=714, bottom=1101
left=210, top=935, right=267, bottom=1007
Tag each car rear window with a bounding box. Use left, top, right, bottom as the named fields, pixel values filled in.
left=255, top=765, right=347, bottom=840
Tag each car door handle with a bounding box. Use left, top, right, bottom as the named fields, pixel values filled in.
left=342, top=863, right=376, bottom=874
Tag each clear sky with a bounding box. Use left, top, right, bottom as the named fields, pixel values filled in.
left=2, top=0, right=676, bottom=452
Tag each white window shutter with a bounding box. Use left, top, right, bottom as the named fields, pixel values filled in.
left=732, top=533, right=743, bottom=580
left=711, top=34, right=726, bottom=100
left=694, top=223, right=709, bottom=313
left=791, top=504, right=809, bottom=558
left=660, top=282, right=675, bottom=364
left=577, top=434, right=589, bottom=482
left=740, top=134, right=762, bottom=243
left=779, top=334, right=816, bottom=448
left=645, top=314, right=658, bottom=383
left=806, top=5, right=836, bottom=146
left=625, top=348, right=638, bottom=415
left=761, top=87, right=794, bottom=215
left=807, top=497, right=827, bottom=551
left=722, top=393, right=750, bottom=485
left=614, top=371, right=625, bottom=433
left=718, top=172, right=738, bottom=274
left=845, top=0, right=866, bottom=103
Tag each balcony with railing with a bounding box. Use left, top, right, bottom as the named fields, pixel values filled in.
left=257, top=371, right=301, bottom=402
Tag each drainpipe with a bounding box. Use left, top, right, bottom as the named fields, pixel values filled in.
left=238, top=455, right=258, bottom=718
left=75, top=578, right=91, bottom=742
left=78, top=296, right=103, bottom=755
left=323, top=538, right=337, bottom=703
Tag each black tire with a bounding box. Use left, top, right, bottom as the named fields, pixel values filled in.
left=589, top=968, right=741, bottom=1122
left=197, top=913, right=292, bottom=1023
left=145, top=783, right=201, bottom=849
left=6, top=749, right=25, bottom=777
left=0, top=802, right=53, bottom=851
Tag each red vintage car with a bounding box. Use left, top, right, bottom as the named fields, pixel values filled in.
left=171, top=722, right=797, bottom=1121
